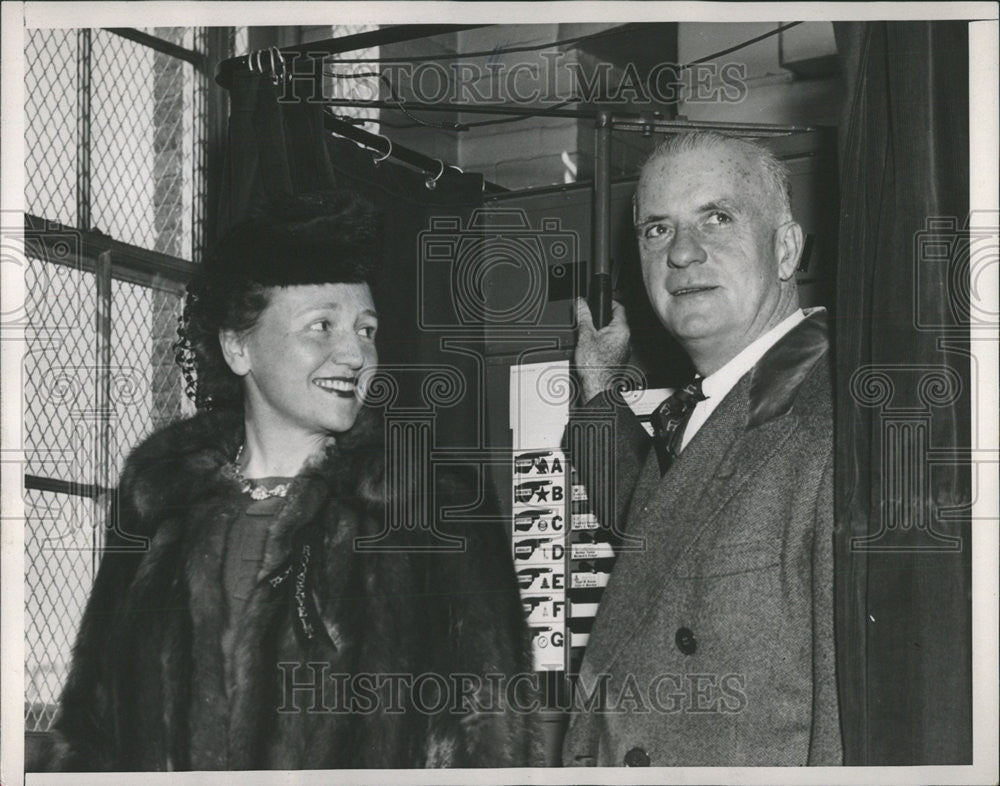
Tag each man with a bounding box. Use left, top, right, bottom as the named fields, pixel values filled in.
left=563, top=131, right=842, bottom=767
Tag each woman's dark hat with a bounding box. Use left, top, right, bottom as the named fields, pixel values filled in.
left=209, top=190, right=380, bottom=287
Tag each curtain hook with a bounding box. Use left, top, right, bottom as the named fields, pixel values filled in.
left=247, top=50, right=257, bottom=73
left=275, top=47, right=287, bottom=84
left=255, top=49, right=265, bottom=75
left=448, top=164, right=464, bottom=174
left=268, top=47, right=280, bottom=86
left=372, top=134, right=392, bottom=165
left=425, top=159, right=445, bottom=190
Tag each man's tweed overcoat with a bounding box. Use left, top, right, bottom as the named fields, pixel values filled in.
left=563, top=309, right=842, bottom=766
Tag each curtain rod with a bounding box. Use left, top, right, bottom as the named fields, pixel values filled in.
left=324, top=115, right=508, bottom=194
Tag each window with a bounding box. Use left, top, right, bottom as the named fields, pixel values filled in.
left=318, top=23, right=381, bottom=135
left=23, top=26, right=233, bottom=733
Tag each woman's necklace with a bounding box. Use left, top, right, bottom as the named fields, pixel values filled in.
left=227, top=444, right=291, bottom=500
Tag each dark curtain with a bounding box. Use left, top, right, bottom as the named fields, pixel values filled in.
left=216, top=72, right=338, bottom=235
left=833, top=21, right=972, bottom=764
left=322, top=136, right=486, bottom=446
left=217, top=71, right=486, bottom=446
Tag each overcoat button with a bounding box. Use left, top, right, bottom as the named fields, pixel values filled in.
left=675, top=626, right=697, bottom=655
left=624, top=747, right=650, bottom=766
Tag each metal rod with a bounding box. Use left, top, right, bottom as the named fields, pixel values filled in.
left=25, top=214, right=197, bottom=285
left=323, top=115, right=507, bottom=194
left=330, top=98, right=650, bottom=120
left=192, top=27, right=209, bottom=262
left=24, top=475, right=107, bottom=500
left=216, top=25, right=487, bottom=87
left=608, top=118, right=811, bottom=137
left=77, top=29, right=91, bottom=232
left=324, top=114, right=444, bottom=173
left=104, top=28, right=206, bottom=68
left=590, top=111, right=613, bottom=329
left=328, top=98, right=812, bottom=136
left=94, top=250, right=113, bottom=557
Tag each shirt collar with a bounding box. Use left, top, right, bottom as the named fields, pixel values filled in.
left=700, top=309, right=806, bottom=403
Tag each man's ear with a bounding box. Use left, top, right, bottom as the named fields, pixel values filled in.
left=774, top=221, right=804, bottom=281
left=219, top=328, right=251, bottom=376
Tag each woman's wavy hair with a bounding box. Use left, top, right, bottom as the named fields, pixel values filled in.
left=175, top=190, right=380, bottom=412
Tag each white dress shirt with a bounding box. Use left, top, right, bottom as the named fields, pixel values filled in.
left=680, top=309, right=806, bottom=451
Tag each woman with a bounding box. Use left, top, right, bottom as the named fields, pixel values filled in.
left=48, top=191, right=538, bottom=770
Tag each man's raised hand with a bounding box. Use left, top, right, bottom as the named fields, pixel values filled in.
left=574, top=297, right=631, bottom=402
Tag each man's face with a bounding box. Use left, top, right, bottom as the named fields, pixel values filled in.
left=634, top=144, right=795, bottom=370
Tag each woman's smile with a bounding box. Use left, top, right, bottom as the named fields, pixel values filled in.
left=313, top=376, right=358, bottom=395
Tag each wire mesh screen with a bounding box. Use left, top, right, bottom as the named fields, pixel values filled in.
left=22, top=263, right=189, bottom=731
left=24, top=489, right=98, bottom=732
left=138, top=27, right=205, bottom=52
left=24, top=29, right=79, bottom=228
left=234, top=26, right=249, bottom=58
left=24, top=28, right=204, bottom=260
left=24, top=26, right=206, bottom=733
left=324, top=24, right=381, bottom=135
left=110, top=279, right=188, bottom=478
left=91, top=29, right=200, bottom=259
left=24, top=256, right=99, bottom=485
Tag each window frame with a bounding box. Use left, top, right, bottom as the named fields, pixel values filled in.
left=23, top=25, right=232, bottom=737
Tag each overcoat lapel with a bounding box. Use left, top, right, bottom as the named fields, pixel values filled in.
left=579, top=372, right=799, bottom=680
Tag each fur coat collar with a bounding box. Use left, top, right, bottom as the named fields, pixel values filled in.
left=49, top=407, right=537, bottom=771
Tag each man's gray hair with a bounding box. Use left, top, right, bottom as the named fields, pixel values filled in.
left=641, top=131, right=793, bottom=225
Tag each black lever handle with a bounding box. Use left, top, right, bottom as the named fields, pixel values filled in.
left=589, top=272, right=613, bottom=330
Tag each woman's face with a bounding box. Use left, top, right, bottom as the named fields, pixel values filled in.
left=221, top=282, right=378, bottom=440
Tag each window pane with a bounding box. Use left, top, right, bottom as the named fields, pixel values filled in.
left=138, top=26, right=203, bottom=53
left=24, top=489, right=99, bottom=733
left=24, top=29, right=79, bottom=226
left=91, top=29, right=198, bottom=259
left=24, top=255, right=99, bottom=485
left=23, top=24, right=216, bottom=738
left=234, top=26, right=249, bottom=57
left=110, top=279, right=187, bottom=479
left=325, top=24, right=381, bottom=135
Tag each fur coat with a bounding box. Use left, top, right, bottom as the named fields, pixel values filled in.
left=47, top=407, right=538, bottom=771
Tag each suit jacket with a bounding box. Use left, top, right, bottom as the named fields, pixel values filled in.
left=45, top=406, right=539, bottom=771
left=563, top=309, right=842, bottom=767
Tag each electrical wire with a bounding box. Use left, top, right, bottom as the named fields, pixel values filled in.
left=454, top=21, right=807, bottom=131
left=324, top=21, right=807, bottom=133
left=325, top=70, right=468, bottom=131
left=459, top=99, right=579, bottom=129
left=682, top=21, right=802, bottom=68
left=325, top=111, right=429, bottom=130
left=323, top=23, right=647, bottom=64
left=323, top=20, right=801, bottom=67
